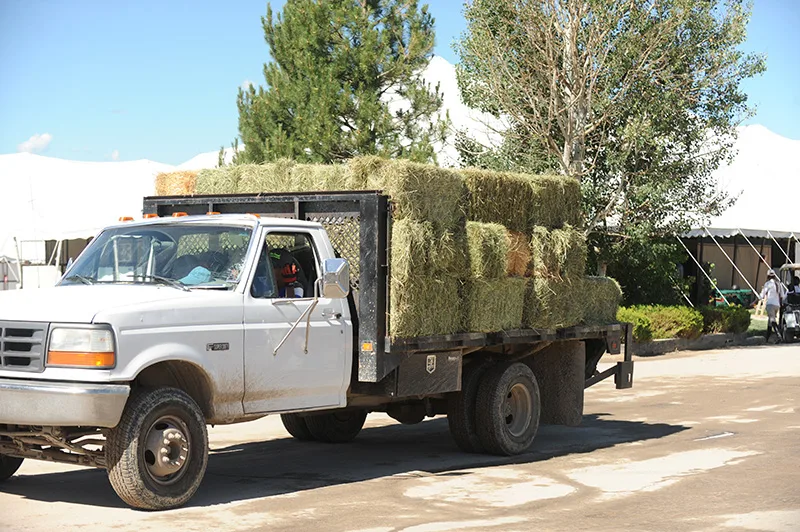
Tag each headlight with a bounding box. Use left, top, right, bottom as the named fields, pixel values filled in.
left=47, top=327, right=116, bottom=368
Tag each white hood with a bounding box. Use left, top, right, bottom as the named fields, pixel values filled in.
left=0, top=285, right=195, bottom=323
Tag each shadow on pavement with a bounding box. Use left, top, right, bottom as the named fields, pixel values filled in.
left=0, top=413, right=688, bottom=510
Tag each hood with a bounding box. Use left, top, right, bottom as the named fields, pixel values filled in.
left=0, top=285, right=196, bottom=323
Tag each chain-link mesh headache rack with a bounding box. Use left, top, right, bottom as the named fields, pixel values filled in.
left=143, top=192, right=632, bottom=390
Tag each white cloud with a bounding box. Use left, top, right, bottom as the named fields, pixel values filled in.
left=17, top=133, right=53, bottom=153
left=111, top=149, right=120, bottom=161
left=241, top=79, right=255, bottom=91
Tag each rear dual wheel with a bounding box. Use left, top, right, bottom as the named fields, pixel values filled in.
left=448, top=361, right=540, bottom=456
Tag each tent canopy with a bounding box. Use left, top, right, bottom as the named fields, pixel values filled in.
left=0, top=153, right=172, bottom=260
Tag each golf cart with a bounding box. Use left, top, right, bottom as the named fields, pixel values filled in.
left=780, top=264, right=800, bottom=343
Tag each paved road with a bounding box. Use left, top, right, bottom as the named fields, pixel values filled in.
left=2, top=345, right=799, bottom=532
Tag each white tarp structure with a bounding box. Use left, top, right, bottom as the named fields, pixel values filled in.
left=707, top=124, right=800, bottom=233
left=0, top=152, right=173, bottom=261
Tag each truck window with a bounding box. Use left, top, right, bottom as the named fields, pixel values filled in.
left=250, top=232, right=319, bottom=299
left=60, top=223, right=254, bottom=290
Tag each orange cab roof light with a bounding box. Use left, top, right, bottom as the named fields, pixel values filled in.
left=247, top=213, right=261, bottom=218
left=206, top=211, right=221, bottom=215
left=172, top=212, right=189, bottom=217
left=118, top=216, right=134, bottom=222
left=143, top=213, right=159, bottom=219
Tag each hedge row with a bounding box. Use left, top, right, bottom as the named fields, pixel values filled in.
left=618, top=305, right=751, bottom=343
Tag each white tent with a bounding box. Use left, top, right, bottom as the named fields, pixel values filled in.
left=707, top=125, right=800, bottom=233
left=0, top=152, right=173, bottom=261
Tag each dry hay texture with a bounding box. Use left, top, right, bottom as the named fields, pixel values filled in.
left=391, top=220, right=468, bottom=282
left=389, top=274, right=463, bottom=338
left=158, top=157, right=611, bottom=337
left=582, top=276, right=623, bottom=325
left=463, top=277, right=527, bottom=333
left=462, top=168, right=582, bottom=231
left=523, top=277, right=584, bottom=330
left=507, top=231, right=532, bottom=277
left=155, top=170, right=198, bottom=196
left=530, top=225, right=587, bottom=280
left=466, top=222, right=509, bottom=279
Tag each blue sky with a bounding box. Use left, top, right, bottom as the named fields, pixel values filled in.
left=1, top=1, right=797, bottom=165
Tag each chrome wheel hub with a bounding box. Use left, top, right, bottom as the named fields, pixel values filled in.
left=143, top=416, right=191, bottom=485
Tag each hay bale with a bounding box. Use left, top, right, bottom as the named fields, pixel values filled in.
left=523, top=277, right=583, bottom=330
left=466, top=222, right=509, bottom=279
left=195, top=166, right=243, bottom=194
left=530, top=225, right=586, bottom=280
left=462, top=169, right=537, bottom=233
left=507, top=231, right=532, bottom=277
left=391, top=220, right=468, bottom=281
left=582, top=276, right=622, bottom=325
left=369, top=159, right=467, bottom=231
left=530, top=174, right=582, bottom=228
left=462, top=168, right=582, bottom=230
left=464, top=277, right=527, bottom=333
left=155, top=171, right=198, bottom=196
left=348, top=155, right=386, bottom=190
left=389, top=274, right=463, bottom=338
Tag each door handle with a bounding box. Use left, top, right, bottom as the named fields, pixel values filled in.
left=321, top=308, right=342, bottom=319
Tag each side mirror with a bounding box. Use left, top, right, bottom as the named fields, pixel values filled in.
left=321, top=258, right=350, bottom=299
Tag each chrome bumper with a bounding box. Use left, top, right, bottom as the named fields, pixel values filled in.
left=0, top=378, right=130, bottom=428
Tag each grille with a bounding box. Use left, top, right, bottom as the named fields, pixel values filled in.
left=0, top=321, right=48, bottom=373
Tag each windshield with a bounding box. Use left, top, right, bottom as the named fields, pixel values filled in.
left=60, top=223, right=254, bottom=290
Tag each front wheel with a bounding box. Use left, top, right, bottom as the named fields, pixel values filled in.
left=0, top=454, right=24, bottom=482
left=305, top=410, right=367, bottom=443
left=475, top=362, right=540, bottom=456
left=280, top=413, right=315, bottom=441
left=105, top=387, right=208, bottom=510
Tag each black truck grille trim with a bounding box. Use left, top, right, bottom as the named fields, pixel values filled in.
left=0, top=321, right=48, bottom=373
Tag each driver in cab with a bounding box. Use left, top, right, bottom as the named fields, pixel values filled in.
left=270, top=248, right=304, bottom=298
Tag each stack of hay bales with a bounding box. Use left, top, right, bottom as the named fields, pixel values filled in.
left=154, top=157, right=621, bottom=337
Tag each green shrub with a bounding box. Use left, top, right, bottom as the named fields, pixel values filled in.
left=617, top=305, right=703, bottom=342
left=700, top=305, right=751, bottom=334
left=617, top=307, right=652, bottom=342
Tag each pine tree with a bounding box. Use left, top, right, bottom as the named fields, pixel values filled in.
left=235, top=0, right=448, bottom=164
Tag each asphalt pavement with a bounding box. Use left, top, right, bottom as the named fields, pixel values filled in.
left=2, top=345, right=799, bottom=532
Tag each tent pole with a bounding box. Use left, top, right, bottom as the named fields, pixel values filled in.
left=14, top=237, right=23, bottom=289
left=767, top=230, right=792, bottom=263
left=703, top=228, right=758, bottom=297
left=676, top=236, right=730, bottom=306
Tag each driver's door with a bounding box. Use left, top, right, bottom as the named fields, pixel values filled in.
left=242, top=229, right=350, bottom=414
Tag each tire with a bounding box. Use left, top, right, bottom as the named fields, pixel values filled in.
left=0, top=454, right=24, bottom=482
left=280, top=413, right=315, bottom=441
left=105, top=387, right=208, bottom=510
left=475, top=362, right=540, bottom=456
left=447, top=360, right=491, bottom=453
left=305, top=410, right=367, bottom=443
left=783, top=328, right=793, bottom=344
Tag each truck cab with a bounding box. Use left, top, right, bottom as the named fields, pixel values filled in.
left=0, top=214, right=355, bottom=509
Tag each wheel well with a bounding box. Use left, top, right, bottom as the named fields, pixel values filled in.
left=134, top=361, right=214, bottom=419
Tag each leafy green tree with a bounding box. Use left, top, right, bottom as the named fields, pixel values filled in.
left=456, top=0, right=764, bottom=233
left=456, top=0, right=765, bottom=304
left=235, top=0, right=448, bottom=164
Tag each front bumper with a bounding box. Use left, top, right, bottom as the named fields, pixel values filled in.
left=0, top=378, right=130, bottom=428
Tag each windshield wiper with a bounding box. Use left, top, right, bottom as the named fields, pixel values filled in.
left=147, top=275, right=191, bottom=292
left=62, top=275, right=95, bottom=285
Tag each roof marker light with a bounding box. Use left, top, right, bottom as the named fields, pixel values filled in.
left=143, top=213, right=159, bottom=219
left=118, top=216, right=134, bottom=222
left=172, top=212, right=188, bottom=217
left=207, top=211, right=221, bottom=215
